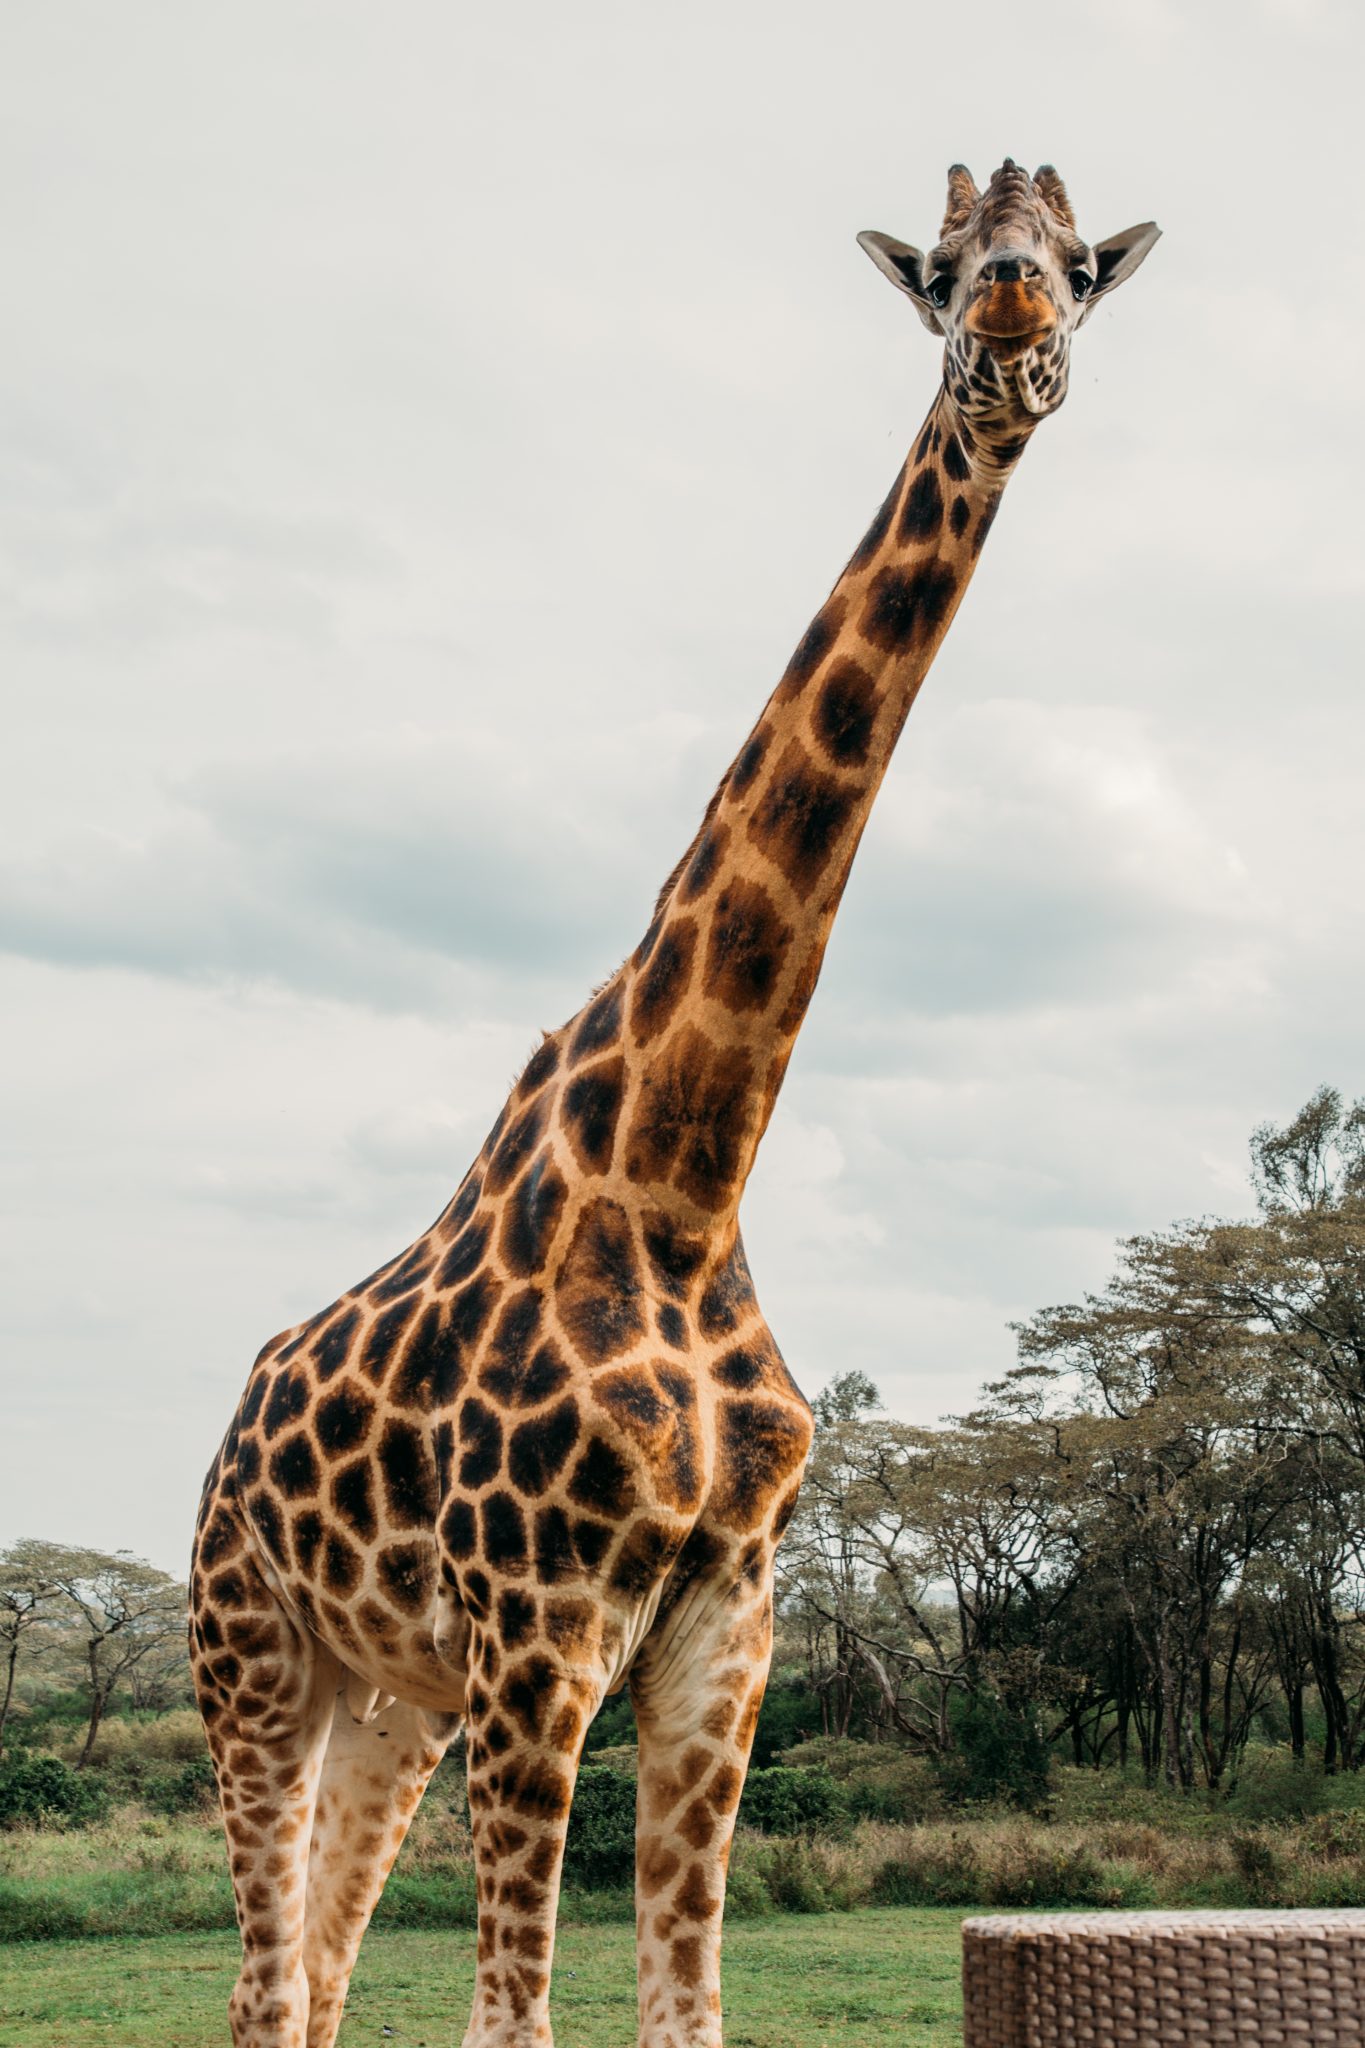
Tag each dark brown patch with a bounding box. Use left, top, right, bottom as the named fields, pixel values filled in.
left=774, top=595, right=846, bottom=702
left=543, top=1596, right=596, bottom=1658
left=314, top=1381, right=375, bottom=1456
left=507, top=1399, right=580, bottom=1497
left=609, top=1518, right=682, bottom=1598
left=481, top=1491, right=529, bottom=1573
left=641, top=1211, right=707, bottom=1301
left=678, top=822, right=730, bottom=906
left=624, top=1024, right=755, bottom=1213
left=697, top=1238, right=757, bottom=1338
left=497, top=1588, right=537, bottom=1648
left=332, top=1459, right=377, bottom=1542
left=747, top=738, right=853, bottom=900
left=361, top=1292, right=423, bottom=1384
left=813, top=659, right=878, bottom=767
left=261, top=1368, right=310, bottom=1442
left=973, top=493, right=1001, bottom=556
left=630, top=918, right=698, bottom=1046
left=484, top=1096, right=550, bottom=1197
left=702, top=879, right=793, bottom=1015
left=501, top=1152, right=570, bottom=1273
left=591, top=1365, right=702, bottom=1513
left=479, top=1333, right=571, bottom=1411
left=516, top=1036, right=561, bottom=1098
left=533, top=1505, right=578, bottom=1585
left=501, top=1653, right=556, bottom=1741
left=566, top=1435, right=637, bottom=1519
left=859, top=559, right=958, bottom=655
left=729, top=729, right=768, bottom=796
left=554, top=1199, right=645, bottom=1364
left=324, top=1531, right=362, bottom=1595
left=569, top=983, right=623, bottom=1063
left=898, top=464, right=945, bottom=542
left=458, top=1397, right=504, bottom=1490
left=389, top=1299, right=466, bottom=1412
left=378, top=1418, right=439, bottom=1526
left=377, top=1540, right=434, bottom=1614
left=710, top=1398, right=812, bottom=1531
left=437, top=1215, right=491, bottom=1291
left=268, top=1432, right=318, bottom=1500
left=560, top=1060, right=625, bottom=1177
left=312, top=1304, right=362, bottom=1382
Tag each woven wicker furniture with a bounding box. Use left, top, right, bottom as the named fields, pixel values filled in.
left=961, top=1909, right=1365, bottom=2046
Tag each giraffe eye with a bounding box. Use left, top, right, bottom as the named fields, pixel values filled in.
left=1070, top=270, right=1094, bottom=301
left=926, top=274, right=953, bottom=308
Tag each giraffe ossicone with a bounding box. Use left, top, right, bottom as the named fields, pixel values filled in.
left=191, top=160, right=1159, bottom=2048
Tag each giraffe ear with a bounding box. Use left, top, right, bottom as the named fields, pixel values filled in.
left=856, top=231, right=943, bottom=334
left=1086, top=223, right=1162, bottom=305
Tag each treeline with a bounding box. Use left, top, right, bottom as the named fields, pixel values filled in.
left=778, top=1086, right=1365, bottom=1796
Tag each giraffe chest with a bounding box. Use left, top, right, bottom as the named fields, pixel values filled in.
left=210, top=1196, right=812, bottom=1711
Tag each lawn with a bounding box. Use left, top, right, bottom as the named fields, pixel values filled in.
left=0, top=1909, right=966, bottom=2046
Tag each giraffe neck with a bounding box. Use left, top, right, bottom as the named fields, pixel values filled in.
left=535, top=384, right=1033, bottom=1251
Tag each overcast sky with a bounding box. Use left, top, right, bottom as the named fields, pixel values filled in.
left=3, top=1, right=1362, bottom=1575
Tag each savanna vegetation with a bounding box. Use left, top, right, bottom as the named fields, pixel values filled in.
left=5, top=1085, right=1365, bottom=1956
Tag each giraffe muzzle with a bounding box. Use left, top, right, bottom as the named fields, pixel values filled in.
left=965, top=280, right=1057, bottom=352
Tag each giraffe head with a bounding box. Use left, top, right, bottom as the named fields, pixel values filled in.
left=859, top=160, right=1159, bottom=426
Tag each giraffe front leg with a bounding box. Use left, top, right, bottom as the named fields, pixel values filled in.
left=191, top=1534, right=337, bottom=2048
left=461, top=1614, right=611, bottom=2048
left=629, top=1559, right=774, bottom=2048
left=301, top=1689, right=459, bottom=2048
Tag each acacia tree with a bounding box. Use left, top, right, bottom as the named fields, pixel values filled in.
left=1012, top=1240, right=1301, bottom=1792
left=0, top=1541, right=67, bottom=1756
left=780, top=1374, right=1070, bottom=1751
left=13, top=1543, right=187, bottom=1765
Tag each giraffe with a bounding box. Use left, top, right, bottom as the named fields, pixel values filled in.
left=190, top=159, right=1159, bottom=2048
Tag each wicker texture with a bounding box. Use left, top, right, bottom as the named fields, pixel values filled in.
left=961, top=1909, right=1365, bottom=2046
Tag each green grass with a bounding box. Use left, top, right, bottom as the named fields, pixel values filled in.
left=0, top=1911, right=967, bottom=2046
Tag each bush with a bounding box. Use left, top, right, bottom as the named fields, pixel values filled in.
left=562, top=1767, right=636, bottom=1889
left=0, top=1754, right=109, bottom=1830
left=1227, top=1750, right=1325, bottom=1825
left=872, top=1831, right=982, bottom=1906
left=1229, top=1829, right=1285, bottom=1903
left=141, top=1756, right=218, bottom=1817
left=781, top=1741, right=946, bottom=1826
left=942, top=1694, right=1051, bottom=1811
left=739, top=1768, right=844, bottom=1837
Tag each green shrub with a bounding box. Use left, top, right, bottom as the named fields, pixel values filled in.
left=0, top=1754, right=109, bottom=1830
left=1227, top=1750, right=1325, bottom=1825
left=983, top=1833, right=1120, bottom=1909
left=942, top=1694, right=1051, bottom=1811
left=739, top=1768, right=844, bottom=1837
left=760, top=1837, right=839, bottom=1912
left=1229, top=1829, right=1285, bottom=1903
left=779, top=1741, right=944, bottom=1825
left=562, top=1767, right=636, bottom=1889
left=721, top=1842, right=775, bottom=1918
left=871, top=1831, right=982, bottom=1906
left=140, top=1756, right=218, bottom=1817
